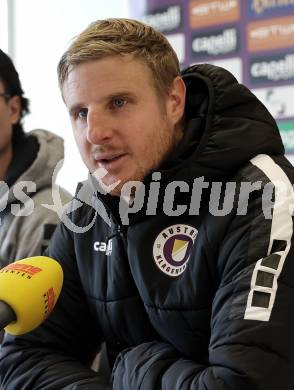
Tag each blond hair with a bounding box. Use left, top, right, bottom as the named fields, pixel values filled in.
left=57, top=18, right=180, bottom=97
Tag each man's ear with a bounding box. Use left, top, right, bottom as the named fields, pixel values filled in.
left=167, top=76, right=186, bottom=125
left=8, top=95, right=21, bottom=125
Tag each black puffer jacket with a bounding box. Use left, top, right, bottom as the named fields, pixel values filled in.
left=1, top=65, right=294, bottom=390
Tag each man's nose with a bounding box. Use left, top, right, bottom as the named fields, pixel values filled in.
left=86, top=108, right=113, bottom=145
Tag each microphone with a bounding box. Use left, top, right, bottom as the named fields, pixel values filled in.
left=0, top=256, right=63, bottom=335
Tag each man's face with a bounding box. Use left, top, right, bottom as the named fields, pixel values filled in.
left=0, top=80, right=19, bottom=155
left=62, top=55, right=185, bottom=196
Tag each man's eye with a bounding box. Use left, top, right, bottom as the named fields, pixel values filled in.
left=78, top=108, right=88, bottom=118
left=112, top=98, right=126, bottom=108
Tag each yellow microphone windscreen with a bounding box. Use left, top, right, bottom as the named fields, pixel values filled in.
left=0, top=256, right=63, bottom=335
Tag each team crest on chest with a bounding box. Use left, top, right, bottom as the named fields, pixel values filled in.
left=153, top=224, right=198, bottom=277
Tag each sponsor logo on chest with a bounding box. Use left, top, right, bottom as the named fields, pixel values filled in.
left=153, top=224, right=198, bottom=277
left=93, top=239, right=112, bottom=256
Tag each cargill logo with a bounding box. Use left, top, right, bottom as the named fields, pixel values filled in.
left=250, top=53, right=294, bottom=83
left=251, top=0, right=294, bottom=15
left=192, top=27, right=238, bottom=58
left=142, top=5, right=182, bottom=32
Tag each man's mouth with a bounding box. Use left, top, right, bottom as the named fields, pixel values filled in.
left=94, top=154, right=126, bottom=171
left=98, top=155, right=120, bottom=163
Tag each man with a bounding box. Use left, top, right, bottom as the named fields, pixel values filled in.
left=0, top=49, right=71, bottom=265
left=1, top=19, right=294, bottom=389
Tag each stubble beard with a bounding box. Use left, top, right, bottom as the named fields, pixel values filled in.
left=96, top=120, right=183, bottom=197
